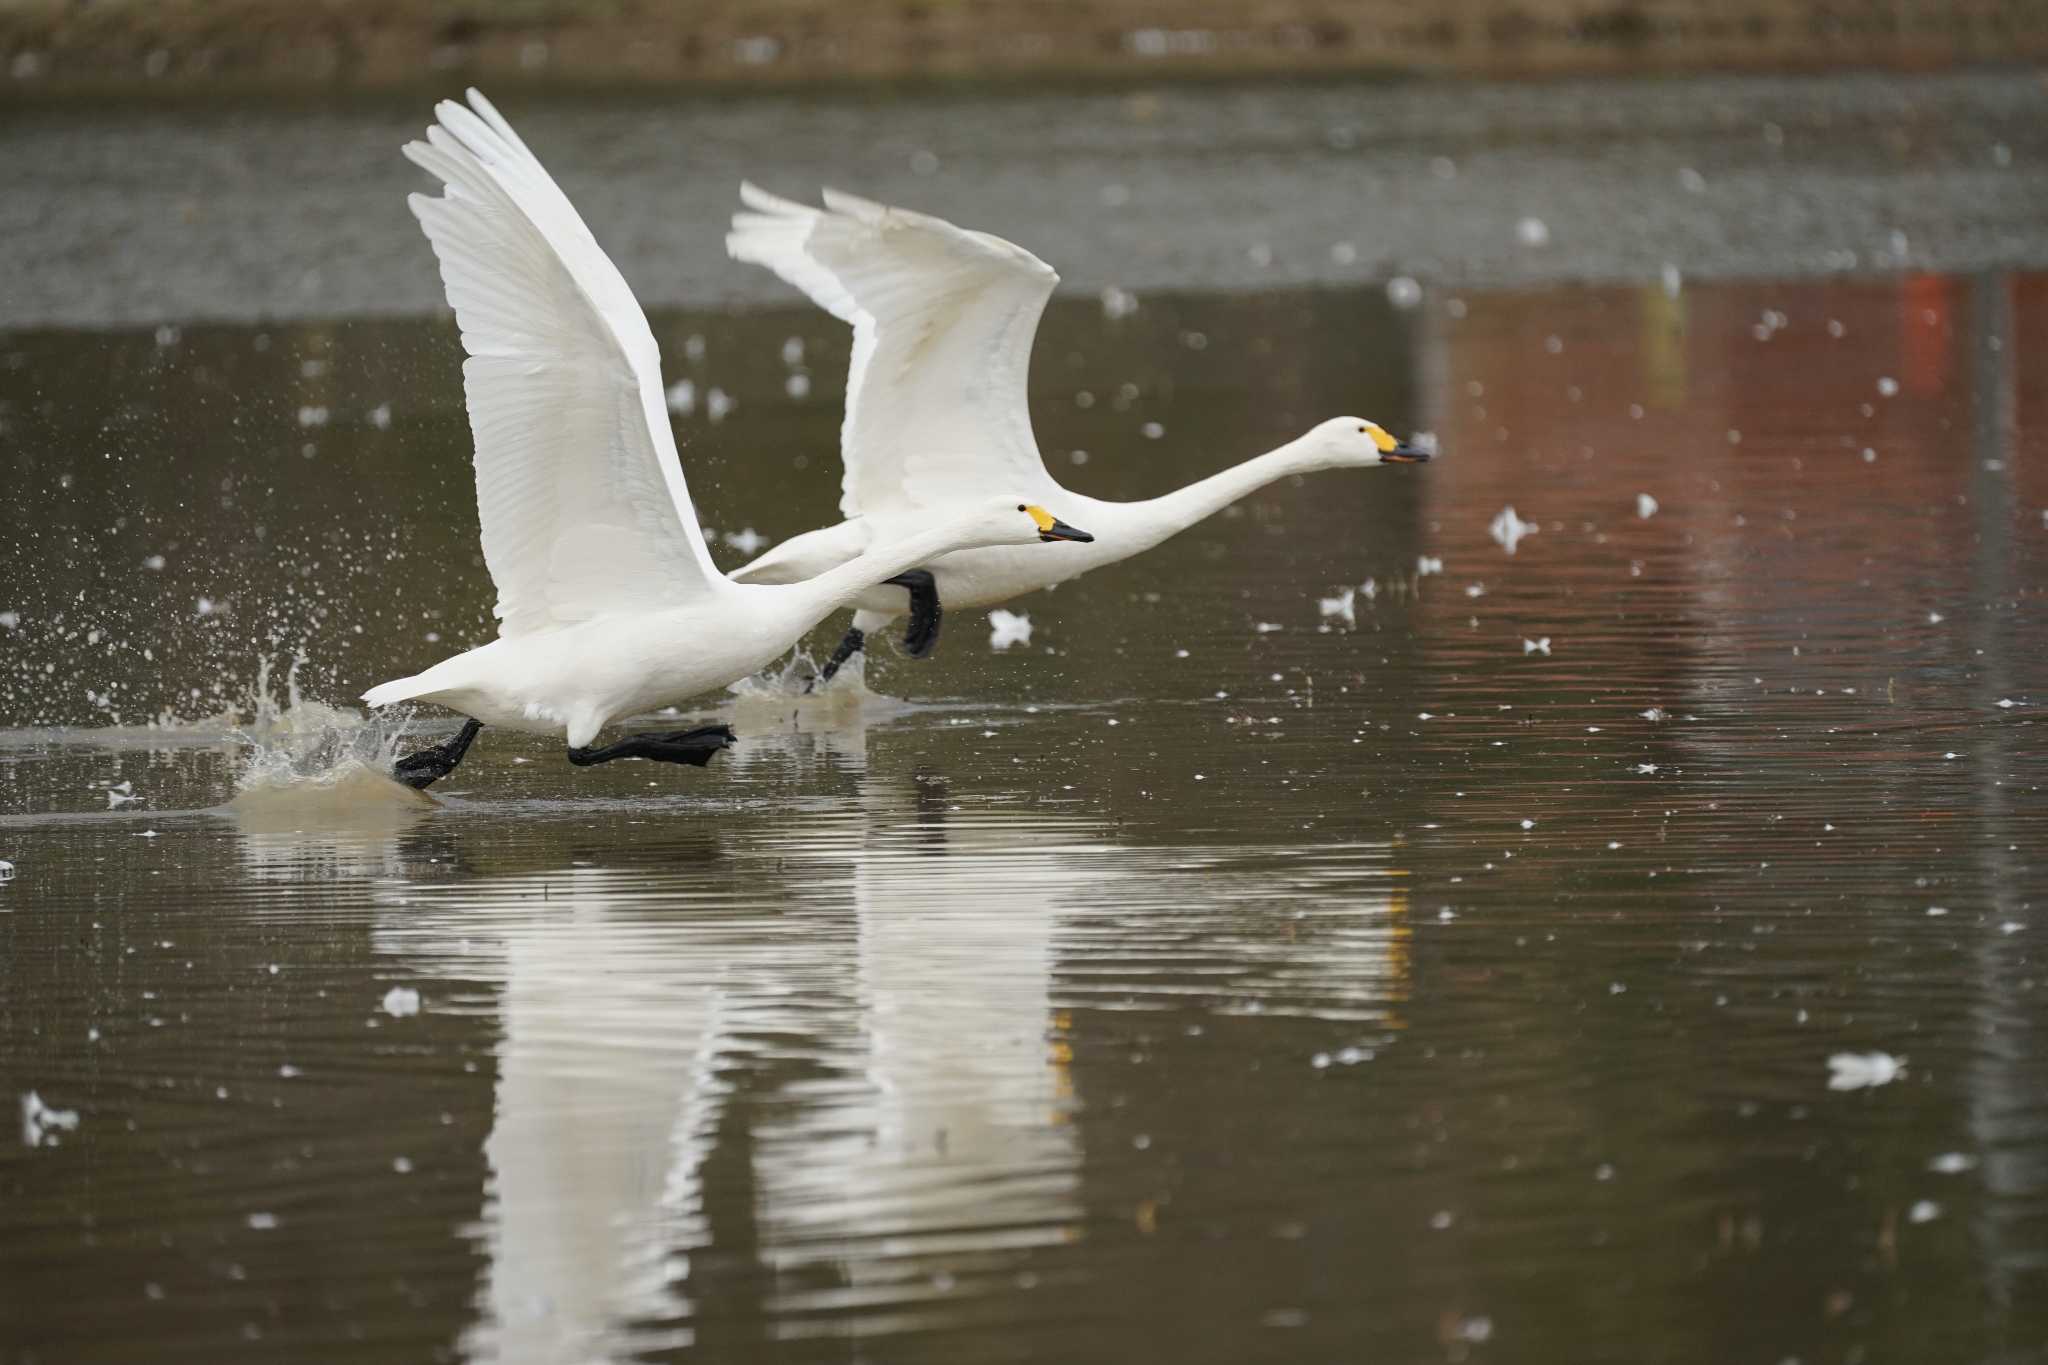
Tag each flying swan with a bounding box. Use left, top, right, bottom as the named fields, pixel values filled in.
left=361, top=91, right=1093, bottom=788
left=725, top=185, right=1432, bottom=684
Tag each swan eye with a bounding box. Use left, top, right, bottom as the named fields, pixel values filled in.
left=1017, top=504, right=1026, bottom=512
left=1357, top=426, right=1367, bottom=434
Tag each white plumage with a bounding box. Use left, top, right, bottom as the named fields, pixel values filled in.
left=725, top=186, right=1430, bottom=656
left=363, top=91, right=1089, bottom=756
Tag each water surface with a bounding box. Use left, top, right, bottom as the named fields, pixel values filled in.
left=4, top=119, right=2048, bottom=1365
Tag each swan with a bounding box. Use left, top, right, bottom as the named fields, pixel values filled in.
left=361, top=92, right=1093, bottom=788
left=724, top=185, right=1432, bottom=683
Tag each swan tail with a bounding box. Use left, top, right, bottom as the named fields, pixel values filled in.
left=363, top=673, right=436, bottom=709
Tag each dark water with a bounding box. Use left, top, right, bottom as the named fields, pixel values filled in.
left=5, top=196, right=2048, bottom=1364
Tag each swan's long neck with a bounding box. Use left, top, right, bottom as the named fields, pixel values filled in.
left=1110, top=435, right=1335, bottom=551
left=777, top=516, right=1009, bottom=624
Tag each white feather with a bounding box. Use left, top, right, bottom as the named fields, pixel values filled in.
left=726, top=182, right=1062, bottom=519
left=405, top=88, right=721, bottom=636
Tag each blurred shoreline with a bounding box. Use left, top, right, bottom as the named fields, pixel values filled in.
left=3, top=0, right=2046, bottom=101
left=9, top=69, right=2048, bottom=330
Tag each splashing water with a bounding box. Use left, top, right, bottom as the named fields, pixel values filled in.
left=224, top=652, right=425, bottom=809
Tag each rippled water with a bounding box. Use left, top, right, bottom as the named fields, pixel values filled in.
left=5, top=129, right=2048, bottom=1362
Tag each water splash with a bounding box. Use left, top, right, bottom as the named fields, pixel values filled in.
left=221, top=652, right=427, bottom=812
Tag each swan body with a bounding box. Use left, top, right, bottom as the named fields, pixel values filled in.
left=362, top=92, right=1089, bottom=766
left=725, top=185, right=1430, bottom=655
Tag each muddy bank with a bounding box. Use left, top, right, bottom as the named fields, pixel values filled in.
left=3, top=0, right=2047, bottom=100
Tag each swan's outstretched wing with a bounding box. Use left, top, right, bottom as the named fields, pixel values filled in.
left=406, top=89, right=721, bottom=637
left=726, top=184, right=1061, bottom=520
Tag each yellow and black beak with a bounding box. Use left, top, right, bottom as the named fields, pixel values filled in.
left=1027, top=505, right=1096, bottom=543
left=1379, top=443, right=1432, bottom=465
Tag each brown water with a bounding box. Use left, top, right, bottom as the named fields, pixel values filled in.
left=6, top=121, right=2048, bottom=1364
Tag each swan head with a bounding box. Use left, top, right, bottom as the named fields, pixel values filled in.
left=947, top=499, right=1096, bottom=548
left=1308, top=417, right=1433, bottom=466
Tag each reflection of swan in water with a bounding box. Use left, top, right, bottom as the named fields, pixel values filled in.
left=366, top=783, right=1106, bottom=1359
left=360, top=781, right=1413, bottom=1356
left=375, top=859, right=739, bottom=1364
left=749, top=773, right=1095, bottom=1285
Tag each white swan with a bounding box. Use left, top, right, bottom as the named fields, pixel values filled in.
left=724, top=185, right=1432, bottom=681
left=361, top=92, right=1093, bottom=787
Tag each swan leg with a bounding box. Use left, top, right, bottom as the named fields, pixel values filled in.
left=392, top=718, right=484, bottom=790
left=566, top=724, right=738, bottom=769
left=884, top=570, right=943, bottom=658
left=811, top=627, right=866, bottom=689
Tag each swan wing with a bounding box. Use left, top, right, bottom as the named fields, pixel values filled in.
left=726, top=184, right=1060, bottom=519
left=406, top=89, right=721, bottom=637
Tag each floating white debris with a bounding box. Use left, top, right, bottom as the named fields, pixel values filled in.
left=1416, top=556, right=1443, bottom=576
left=381, top=986, right=421, bottom=1018
left=105, top=780, right=143, bottom=809
left=296, top=405, right=329, bottom=428
left=1489, top=506, right=1537, bottom=554
left=2003, top=922, right=2026, bottom=935
left=0, top=859, right=13, bottom=883
left=988, top=609, right=1033, bottom=650
left=142, top=553, right=166, bottom=571
left=1450, top=1316, right=1493, bottom=1345
left=20, top=1091, right=78, bottom=1147
left=780, top=336, right=804, bottom=366
left=1828, top=1051, right=1905, bottom=1091
left=1908, top=1200, right=1941, bottom=1224
left=705, top=387, right=735, bottom=423
left=1641, top=707, right=1667, bottom=721
left=1997, top=698, right=2017, bottom=709
left=784, top=373, right=810, bottom=400
left=1520, top=819, right=1535, bottom=830
left=1634, top=763, right=1660, bottom=774
left=1464, top=583, right=1485, bottom=598
left=722, top=527, right=769, bottom=555
left=1926, top=906, right=1949, bottom=917
left=1318, top=587, right=1357, bottom=627
left=1099, top=286, right=1139, bottom=320
left=1141, top=421, right=1165, bottom=440
left=1928, top=1152, right=1978, bottom=1174
left=664, top=379, right=695, bottom=415
left=247, top=1212, right=279, bottom=1230
left=0, top=612, right=17, bottom=630
left=1636, top=493, right=1659, bottom=519
left=367, top=402, right=392, bottom=430
left=1877, top=376, right=1900, bottom=397
left=1385, top=276, right=1422, bottom=309
left=1522, top=637, right=1550, bottom=656
left=1515, top=216, right=1550, bottom=247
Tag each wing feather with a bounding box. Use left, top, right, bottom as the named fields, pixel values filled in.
left=407, top=89, right=720, bottom=637
left=726, top=184, right=1060, bottom=520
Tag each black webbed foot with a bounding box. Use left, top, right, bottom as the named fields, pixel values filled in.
left=392, top=718, right=484, bottom=790
left=885, top=569, right=942, bottom=658
left=566, top=723, right=738, bottom=769
left=811, top=627, right=866, bottom=691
